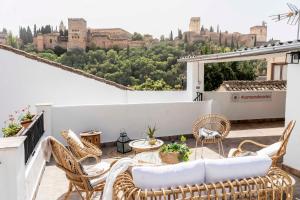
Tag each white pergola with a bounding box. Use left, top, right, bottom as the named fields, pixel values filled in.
left=179, top=40, right=300, bottom=175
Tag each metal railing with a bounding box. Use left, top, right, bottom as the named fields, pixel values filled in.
left=19, top=112, right=45, bottom=164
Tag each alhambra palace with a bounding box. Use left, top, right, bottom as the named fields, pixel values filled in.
left=29, top=17, right=268, bottom=51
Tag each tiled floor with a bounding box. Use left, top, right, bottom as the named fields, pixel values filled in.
left=35, top=121, right=300, bottom=200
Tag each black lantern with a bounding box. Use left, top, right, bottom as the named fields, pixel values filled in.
left=286, top=52, right=300, bottom=64
left=116, top=131, right=132, bottom=153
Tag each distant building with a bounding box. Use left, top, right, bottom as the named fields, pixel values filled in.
left=33, top=18, right=157, bottom=52
left=184, top=17, right=268, bottom=48
left=189, top=17, right=200, bottom=33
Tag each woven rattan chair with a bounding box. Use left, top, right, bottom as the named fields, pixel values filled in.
left=229, top=120, right=296, bottom=166
left=61, top=130, right=102, bottom=162
left=192, top=114, right=231, bottom=158
left=49, top=136, right=114, bottom=200
left=113, top=167, right=294, bottom=199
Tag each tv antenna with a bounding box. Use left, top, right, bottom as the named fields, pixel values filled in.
left=270, top=3, right=300, bottom=40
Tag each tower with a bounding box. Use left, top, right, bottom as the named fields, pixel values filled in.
left=189, top=17, right=201, bottom=33
left=59, top=21, right=66, bottom=33
left=250, top=21, right=267, bottom=43
left=67, top=18, right=87, bottom=51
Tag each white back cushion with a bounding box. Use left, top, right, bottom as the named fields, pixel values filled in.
left=68, top=129, right=84, bottom=148
left=205, top=155, right=272, bottom=183
left=132, top=160, right=205, bottom=190
left=257, top=142, right=281, bottom=157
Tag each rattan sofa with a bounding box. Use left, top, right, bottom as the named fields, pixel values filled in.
left=113, top=158, right=294, bottom=200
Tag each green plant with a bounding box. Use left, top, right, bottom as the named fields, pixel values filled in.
left=146, top=125, right=156, bottom=139
left=20, top=105, right=34, bottom=122
left=2, top=114, right=22, bottom=137
left=159, top=136, right=191, bottom=161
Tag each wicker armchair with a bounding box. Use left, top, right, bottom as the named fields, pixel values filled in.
left=49, top=136, right=114, bottom=200
left=192, top=114, right=231, bottom=157
left=229, top=120, right=296, bottom=166
left=61, top=130, right=102, bottom=162
left=113, top=168, right=294, bottom=200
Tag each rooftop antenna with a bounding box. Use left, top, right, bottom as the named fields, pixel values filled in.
left=270, top=3, right=300, bottom=40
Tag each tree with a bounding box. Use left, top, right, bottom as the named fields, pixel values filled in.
left=7, top=31, right=18, bottom=48
left=217, top=24, right=220, bottom=33
left=230, top=35, right=235, bottom=49
left=209, top=26, right=214, bottom=32
left=201, top=25, right=205, bottom=32
left=169, top=31, right=173, bottom=41
left=33, top=24, right=37, bottom=37
left=132, top=32, right=143, bottom=41
left=2, top=28, right=7, bottom=34
left=160, top=35, right=165, bottom=41
left=184, top=34, right=188, bottom=43
left=177, top=29, right=183, bottom=40
left=219, top=31, right=222, bottom=46
left=254, top=35, right=257, bottom=47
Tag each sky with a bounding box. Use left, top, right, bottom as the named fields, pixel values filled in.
left=0, top=0, right=299, bottom=41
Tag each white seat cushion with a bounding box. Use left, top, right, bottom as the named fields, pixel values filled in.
left=81, top=161, right=111, bottom=187
left=199, top=128, right=221, bottom=139
left=68, top=129, right=84, bottom=148
left=257, top=142, right=282, bottom=157
left=132, top=159, right=205, bottom=190
left=205, top=155, right=272, bottom=183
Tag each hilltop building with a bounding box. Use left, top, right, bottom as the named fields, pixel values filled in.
left=184, top=17, right=268, bottom=47
left=33, top=18, right=157, bottom=51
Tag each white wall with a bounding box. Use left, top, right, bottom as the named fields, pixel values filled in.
left=127, top=91, right=190, bottom=103
left=284, top=63, right=300, bottom=170
left=51, top=101, right=212, bottom=143
left=204, top=91, right=286, bottom=120
left=0, top=49, right=128, bottom=136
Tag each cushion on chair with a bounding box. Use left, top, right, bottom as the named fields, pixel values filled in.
left=67, top=129, right=85, bottom=148
left=132, top=159, right=205, bottom=190
left=199, top=128, right=221, bottom=140
left=81, top=161, right=111, bottom=187
left=257, top=142, right=282, bottom=157
left=204, top=155, right=272, bottom=183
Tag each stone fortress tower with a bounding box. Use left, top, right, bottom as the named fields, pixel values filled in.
left=189, top=17, right=200, bottom=33
left=67, top=18, right=87, bottom=50
left=250, top=21, right=267, bottom=44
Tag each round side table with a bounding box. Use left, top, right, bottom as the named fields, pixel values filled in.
left=80, top=131, right=102, bottom=148
left=129, top=139, right=164, bottom=154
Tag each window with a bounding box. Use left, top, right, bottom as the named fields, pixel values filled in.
left=49, top=39, right=52, bottom=43
left=271, top=64, right=287, bottom=80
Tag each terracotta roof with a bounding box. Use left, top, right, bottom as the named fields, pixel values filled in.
left=0, top=44, right=132, bottom=90
left=217, top=80, right=286, bottom=91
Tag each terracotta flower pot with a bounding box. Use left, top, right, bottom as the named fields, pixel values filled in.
left=20, top=115, right=35, bottom=129
left=159, top=151, right=180, bottom=164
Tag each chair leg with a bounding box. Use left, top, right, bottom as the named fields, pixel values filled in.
left=220, top=140, right=225, bottom=157
left=195, top=140, right=198, bottom=160
left=217, top=141, right=221, bottom=158
left=201, top=141, right=204, bottom=159
left=64, top=182, right=73, bottom=200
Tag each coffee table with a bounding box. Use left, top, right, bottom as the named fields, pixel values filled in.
left=129, top=139, right=164, bottom=153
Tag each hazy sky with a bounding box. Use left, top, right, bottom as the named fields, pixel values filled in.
left=0, top=0, right=299, bottom=41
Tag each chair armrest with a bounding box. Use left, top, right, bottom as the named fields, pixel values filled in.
left=238, top=140, right=269, bottom=152
left=81, top=139, right=103, bottom=156
left=78, top=154, right=100, bottom=163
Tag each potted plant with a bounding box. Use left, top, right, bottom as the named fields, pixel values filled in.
left=20, top=105, right=35, bottom=128
left=159, top=136, right=191, bottom=164
left=146, top=125, right=157, bottom=145
left=2, top=114, right=23, bottom=137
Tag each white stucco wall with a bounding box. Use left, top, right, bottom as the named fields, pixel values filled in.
left=0, top=49, right=128, bottom=136
left=51, top=101, right=212, bottom=143
left=127, top=91, right=190, bottom=103
left=204, top=91, right=286, bottom=120
left=284, top=63, right=300, bottom=170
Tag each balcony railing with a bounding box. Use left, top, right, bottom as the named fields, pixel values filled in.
left=19, top=112, right=45, bottom=164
